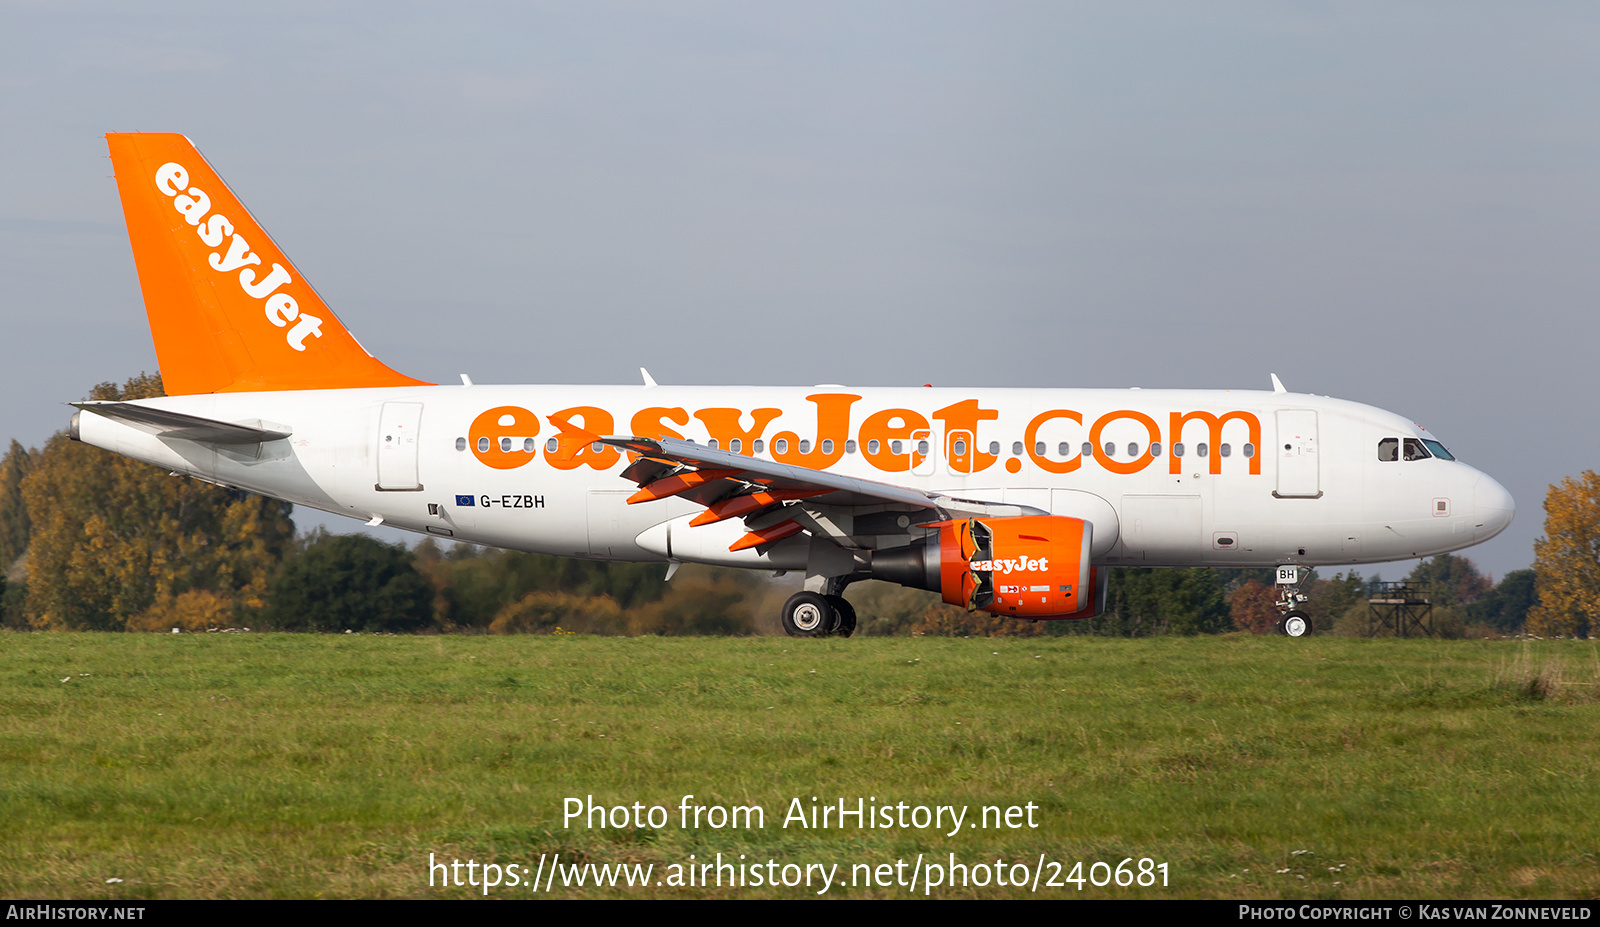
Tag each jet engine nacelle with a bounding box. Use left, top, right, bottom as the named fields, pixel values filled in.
left=869, top=515, right=1106, bottom=619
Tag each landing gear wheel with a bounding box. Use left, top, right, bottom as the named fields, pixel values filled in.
left=782, top=592, right=836, bottom=637
left=826, top=595, right=856, bottom=638
left=1281, top=609, right=1311, bottom=638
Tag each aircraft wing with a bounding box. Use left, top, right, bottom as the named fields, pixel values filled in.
left=561, top=426, right=1044, bottom=553
left=72, top=401, right=292, bottom=445
left=604, top=434, right=938, bottom=509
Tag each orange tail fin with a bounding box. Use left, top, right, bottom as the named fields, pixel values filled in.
left=106, top=133, right=430, bottom=394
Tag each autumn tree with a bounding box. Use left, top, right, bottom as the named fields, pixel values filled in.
left=413, top=539, right=670, bottom=629
left=1304, top=571, right=1366, bottom=630
left=1229, top=579, right=1281, bottom=634
left=1405, top=554, right=1491, bottom=609
left=21, top=374, right=295, bottom=630
left=0, top=439, right=34, bottom=569
left=265, top=532, right=433, bottom=632
left=1468, top=569, right=1536, bottom=633
left=1065, top=567, right=1229, bottom=636
left=1528, top=471, right=1600, bottom=638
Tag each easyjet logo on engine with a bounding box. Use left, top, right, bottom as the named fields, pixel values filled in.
left=971, top=557, right=1049, bottom=574
left=154, top=162, right=324, bottom=352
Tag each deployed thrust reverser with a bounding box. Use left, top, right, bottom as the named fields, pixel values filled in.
left=783, top=515, right=1109, bottom=637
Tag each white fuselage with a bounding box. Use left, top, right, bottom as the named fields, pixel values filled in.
left=73, top=384, right=1514, bottom=573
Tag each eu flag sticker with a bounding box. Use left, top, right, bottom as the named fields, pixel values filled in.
left=455, top=494, right=475, bottom=506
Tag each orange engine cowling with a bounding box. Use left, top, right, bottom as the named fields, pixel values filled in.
left=870, top=515, right=1104, bottom=619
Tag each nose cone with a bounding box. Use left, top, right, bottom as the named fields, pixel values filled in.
left=1473, top=473, right=1515, bottom=542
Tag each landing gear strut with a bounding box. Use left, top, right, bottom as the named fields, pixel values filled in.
left=1274, top=565, right=1312, bottom=637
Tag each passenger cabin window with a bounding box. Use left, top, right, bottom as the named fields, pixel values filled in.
left=1035, top=441, right=1046, bottom=455
left=1403, top=438, right=1430, bottom=461
left=1127, top=442, right=1140, bottom=457
left=753, top=440, right=765, bottom=454
left=1243, top=443, right=1255, bottom=458
left=1081, top=442, right=1093, bottom=457
left=820, top=439, right=833, bottom=454
left=1378, top=438, right=1399, bottom=462
left=479, top=437, right=491, bottom=453
left=799, top=439, right=812, bottom=454
left=774, top=438, right=789, bottom=454
left=523, top=438, right=534, bottom=452
left=954, top=439, right=968, bottom=456
left=708, top=438, right=720, bottom=450
left=867, top=439, right=880, bottom=455
left=1173, top=443, right=1185, bottom=457
left=1058, top=442, right=1070, bottom=456
left=845, top=439, right=857, bottom=454
left=456, top=437, right=467, bottom=451
left=1197, top=443, right=1208, bottom=458
left=730, top=439, right=742, bottom=453
left=1103, top=442, right=1116, bottom=457
left=891, top=440, right=903, bottom=455
left=1150, top=442, right=1162, bottom=457
left=1220, top=443, right=1231, bottom=457
left=989, top=441, right=1000, bottom=456
left=546, top=437, right=558, bottom=453
left=1012, top=441, right=1024, bottom=456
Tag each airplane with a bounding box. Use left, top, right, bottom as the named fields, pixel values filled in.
left=69, top=133, right=1516, bottom=639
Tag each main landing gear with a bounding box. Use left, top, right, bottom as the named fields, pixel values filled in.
left=781, top=580, right=858, bottom=638
left=1274, top=564, right=1312, bottom=638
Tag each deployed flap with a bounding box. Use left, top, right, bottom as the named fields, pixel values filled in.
left=589, top=434, right=1045, bottom=519
left=550, top=420, right=1040, bottom=552
left=72, top=401, right=291, bottom=445
left=598, top=434, right=941, bottom=510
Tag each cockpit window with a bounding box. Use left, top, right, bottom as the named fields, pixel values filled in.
left=1402, top=438, right=1431, bottom=461
left=1422, top=439, right=1455, bottom=461
left=1378, top=438, right=1398, bottom=462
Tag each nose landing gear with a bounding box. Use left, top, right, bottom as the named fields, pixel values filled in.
left=1275, top=565, right=1313, bottom=637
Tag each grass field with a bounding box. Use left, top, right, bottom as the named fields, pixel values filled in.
left=1, top=632, right=1596, bottom=899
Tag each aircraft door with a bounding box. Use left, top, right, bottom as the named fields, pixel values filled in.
left=376, top=401, right=423, bottom=491
left=1275, top=410, right=1320, bottom=498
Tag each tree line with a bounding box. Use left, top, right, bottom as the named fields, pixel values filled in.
left=0, top=374, right=1583, bottom=637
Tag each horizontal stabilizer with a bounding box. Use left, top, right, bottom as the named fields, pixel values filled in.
left=72, top=401, right=291, bottom=445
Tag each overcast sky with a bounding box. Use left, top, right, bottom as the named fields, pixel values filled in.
left=3, top=2, right=1596, bottom=580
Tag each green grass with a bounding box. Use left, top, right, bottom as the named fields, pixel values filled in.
left=0, top=632, right=1596, bottom=898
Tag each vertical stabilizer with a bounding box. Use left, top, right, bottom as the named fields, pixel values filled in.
left=106, top=133, right=430, bottom=394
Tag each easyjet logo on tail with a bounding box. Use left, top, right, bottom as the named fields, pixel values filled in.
left=153, top=162, right=324, bottom=352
